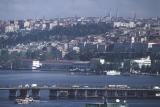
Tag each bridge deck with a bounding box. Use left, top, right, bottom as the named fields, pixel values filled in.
left=0, top=86, right=160, bottom=99
left=0, top=87, right=158, bottom=90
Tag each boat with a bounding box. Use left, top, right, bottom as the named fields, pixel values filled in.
left=104, top=70, right=121, bottom=76
left=15, top=97, right=34, bottom=104
left=86, top=98, right=128, bottom=107
left=86, top=102, right=128, bottom=107
left=108, top=85, right=130, bottom=89
left=72, top=85, right=80, bottom=88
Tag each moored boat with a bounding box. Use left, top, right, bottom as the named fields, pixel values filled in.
left=15, top=97, right=34, bottom=104
left=104, top=70, right=121, bottom=76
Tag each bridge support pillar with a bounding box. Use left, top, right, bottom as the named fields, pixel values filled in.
left=85, top=90, right=88, bottom=98
left=87, top=90, right=97, bottom=98
left=32, top=89, right=40, bottom=99
left=97, top=90, right=105, bottom=98
left=94, top=90, right=98, bottom=97
left=9, top=89, right=17, bottom=100
left=56, top=91, right=60, bottom=98
left=115, top=90, right=118, bottom=97
left=127, top=90, right=136, bottom=98
left=49, top=90, right=57, bottom=99
left=19, top=89, right=29, bottom=98
left=74, top=90, right=78, bottom=98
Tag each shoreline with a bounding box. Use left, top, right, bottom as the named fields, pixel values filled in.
left=0, top=69, right=159, bottom=77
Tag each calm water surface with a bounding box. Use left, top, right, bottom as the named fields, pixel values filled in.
left=0, top=70, right=160, bottom=107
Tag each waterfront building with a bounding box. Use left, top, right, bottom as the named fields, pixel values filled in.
left=32, top=60, right=42, bottom=70
left=41, top=60, right=90, bottom=71
left=132, top=56, right=151, bottom=68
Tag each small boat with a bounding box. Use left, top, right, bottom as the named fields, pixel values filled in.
left=15, top=97, right=34, bottom=104
left=86, top=98, right=128, bottom=107
left=104, top=70, right=121, bottom=76
left=86, top=102, right=128, bottom=107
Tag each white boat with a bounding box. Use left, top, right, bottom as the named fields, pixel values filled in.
left=86, top=99, right=128, bottom=107
left=104, top=70, right=121, bottom=76
left=108, top=85, right=130, bottom=89
left=15, top=97, right=34, bottom=104
left=72, top=85, right=80, bottom=88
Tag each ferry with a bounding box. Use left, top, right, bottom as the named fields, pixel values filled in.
left=104, top=70, right=121, bottom=76
left=15, top=97, right=34, bottom=104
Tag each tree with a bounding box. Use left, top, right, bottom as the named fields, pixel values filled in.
left=131, top=62, right=140, bottom=72
left=64, top=50, right=79, bottom=60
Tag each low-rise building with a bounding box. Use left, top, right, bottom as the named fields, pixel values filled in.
left=114, top=21, right=136, bottom=28
left=132, top=56, right=151, bottom=68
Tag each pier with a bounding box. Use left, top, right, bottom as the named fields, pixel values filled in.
left=0, top=86, right=160, bottom=100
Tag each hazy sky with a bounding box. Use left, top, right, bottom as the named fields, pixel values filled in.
left=0, top=0, right=160, bottom=20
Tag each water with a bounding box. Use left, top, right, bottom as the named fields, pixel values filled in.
left=0, top=70, right=160, bottom=107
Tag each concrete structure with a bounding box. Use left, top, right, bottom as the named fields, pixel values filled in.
left=0, top=86, right=159, bottom=100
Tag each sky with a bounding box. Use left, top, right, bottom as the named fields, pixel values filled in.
left=0, top=0, right=160, bottom=20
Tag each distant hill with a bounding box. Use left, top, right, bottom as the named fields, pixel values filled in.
left=0, top=22, right=113, bottom=48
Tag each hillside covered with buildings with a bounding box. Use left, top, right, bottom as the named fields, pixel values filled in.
left=0, top=16, right=160, bottom=75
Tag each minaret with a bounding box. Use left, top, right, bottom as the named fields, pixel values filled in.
left=115, top=8, right=118, bottom=20
left=105, top=10, right=108, bottom=17
left=109, top=9, right=112, bottom=20
left=133, top=12, right=137, bottom=21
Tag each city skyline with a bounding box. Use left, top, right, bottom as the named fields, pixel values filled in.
left=0, top=0, right=160, bottom=20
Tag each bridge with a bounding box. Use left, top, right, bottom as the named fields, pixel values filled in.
left=0, top=85, right=160, bottom=100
